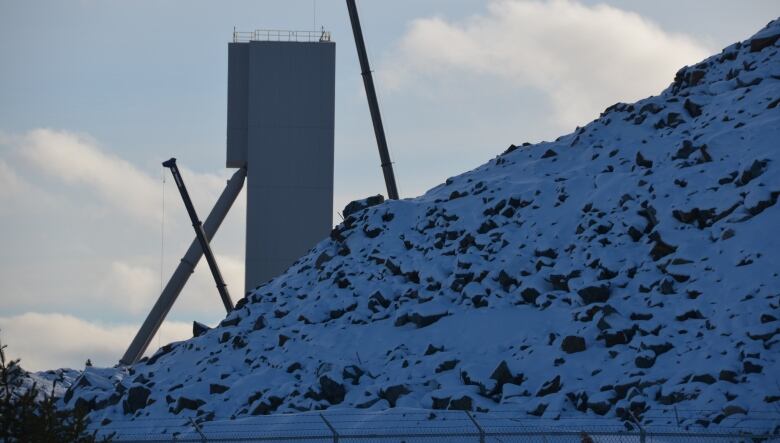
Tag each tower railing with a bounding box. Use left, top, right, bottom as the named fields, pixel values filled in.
left=232, top=29, right=331, bottom=43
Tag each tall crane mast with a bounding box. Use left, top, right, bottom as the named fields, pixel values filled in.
left=162, top=158, right=234, bottom=313
left=346, top=0, right=400, bottom=200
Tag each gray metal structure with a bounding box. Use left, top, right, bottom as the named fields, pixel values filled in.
left=119, top=168, right=246, bottom=366
left=227, top=32, right=336, bottom=292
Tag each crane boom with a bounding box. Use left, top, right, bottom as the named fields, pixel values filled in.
left=120, top=165, right=245, bottom=365
left=346, top=0, right=400, bottom=200
left=163, top=158, right=234, bottom=312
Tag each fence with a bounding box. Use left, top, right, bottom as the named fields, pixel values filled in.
left=232, top=29, right=331, bottom=43
left=99, top=409, right=780, bottom=442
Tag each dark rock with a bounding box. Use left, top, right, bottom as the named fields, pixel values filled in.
left=287, top=362, right=302, bottom=373
left=723, top=405, right=747, bottom=417
left=342, top=365, right=364, bottom=385
left=363, top=225, right=382, bottom=238
left=750, top=34, right=780, bottom=52
left=435, top=359, right=460, bottom=373
left=497, top=270, right=518, bottom=290
left=692, top=374, right=716, bottom=385
left=676, top=310, right=705, bottom=321
left=536, top=375, right=562, bottom=397
left=448, top=396, right=473, bottom=411
left=528, top=402, right=548, bottom=416
left=318, top=376, right=346, bottom=405
left=642, top=342, right=673, bottom=356
left=432, top=396, right=451, bottom=409
left=394, top=311, right=449, bottom=329
left=490, top=360, right=524, bottom=395
left=521, top=287, right=541, bottom=304
left=636, top=152, right=653, bottom=168
left=587, top=398, right=612, bottom=416
left=635, top=352, right=656, bottom=369
left=561, top=336, right=586, bottom=354
left=368, top=291, right=391, bottom=313
left=549, top=274, right=570, bottom=291
left=736, top=159, right=768, bottom=186
left=220, top=316, right=240, bottom=327
left=649, top=232, right=677, bottom=261
left=683, top=99, right=702, bottom=118
left=123, top=386, right=151, bottom=414
left=673, top=207, right=716, bottom=229
left=719, top=370, right=738, bottom=383
left=577, top=285, right=611, bottom=304
left=209, top=384, right=229, bottom=394
left=627, top=226, right=643, bottom=241
left=601, top=329, right=636, bottom=347
left=761, top=314, right=778, bottom=323
left=743, top=360, right=763, bottom=374
left=477, top=219, right=498, bottom=234
left=252, top=316, right=266, bottom=331
left=379, top=384, right=411, bottom=407
left=315, top=252, right=333, bottom=269
left=424, top=344, right=444, bottom=356
left=541, top=149, right=558, bottom=158
left=251, top=396, right=283, bottom=415
left=174, top=397, right=205, bottom=413
left=343, top=195, right=384, bottom=218
left=192, top=321, right=210, bottom=337
left=659, top=279, right=675, bottom=295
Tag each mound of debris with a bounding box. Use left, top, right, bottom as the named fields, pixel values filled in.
left=66, top=18, right=780, bottom=434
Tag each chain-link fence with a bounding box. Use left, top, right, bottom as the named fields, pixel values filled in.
left=98, top=408, right=780, bottom=442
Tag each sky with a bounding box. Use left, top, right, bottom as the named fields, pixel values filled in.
left=0, top=0, right=777, bottom=371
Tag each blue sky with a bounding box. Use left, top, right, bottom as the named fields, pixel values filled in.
left=0, top=0, right=777, bottom=370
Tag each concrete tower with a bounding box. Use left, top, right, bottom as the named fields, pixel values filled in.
left=227, top=30, right=335, bottom=293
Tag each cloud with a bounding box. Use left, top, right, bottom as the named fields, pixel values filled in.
left=0, top=129, right=248, bottom=369
left=0, top=312, right=192, bottom=371
left=381, top=0, right=711, bottom=130
left=100, top=261, right=161, bottom=315
left=17, top=129, right=163, bottom=223
left=8, top=128, right=236, bottom=227
left=0, top=159, right=23, bottom=197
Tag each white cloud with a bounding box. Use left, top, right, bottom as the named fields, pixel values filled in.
left=0, top=129, right=248, bottom=369
left=8, top=128, right=236, bottom=227
left=0, top=159, right=23, bottom=198
left=381, top=0, right=711, bottom=130
left=17, top=129, right=163, bottom=223
left=100, top=261, right=161, bottom=315
left=0, top=312, right=192, bottom=371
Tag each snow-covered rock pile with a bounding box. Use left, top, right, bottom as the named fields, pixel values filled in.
left=66, top=19, right=780, bottom=432
left=2, top=362, right=79, bottom=404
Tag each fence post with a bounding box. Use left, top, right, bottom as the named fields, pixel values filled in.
left=187, top=417, right=207, bottom=443
left=465, top=410, right=485, bottom=443
left=320, top=413, right=339, bottom=443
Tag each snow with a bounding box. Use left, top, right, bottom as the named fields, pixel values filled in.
left=64, top=18, right=780, bottom=437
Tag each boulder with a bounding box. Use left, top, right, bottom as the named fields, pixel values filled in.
left=123, top=386, right=151, bottom=415
left=536, top=375, right=562, bottom=397
left=343, top=195, right=385, bottom=218
left=561, top=336, right=586, bottom=354
left=379, top=384, right=411, bottom=407
left=577, top=285, right=611, bottom=304
left=318, top=376, right=346, bottom=404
